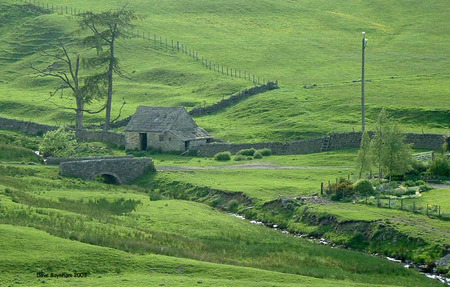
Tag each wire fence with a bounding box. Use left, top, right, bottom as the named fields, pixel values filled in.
left=18, top=0, right=276, bottom=85
left=320, top=176, right=449, bottom=220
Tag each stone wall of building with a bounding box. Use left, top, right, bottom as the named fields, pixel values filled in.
left=59, top=157, right=154, bottom=184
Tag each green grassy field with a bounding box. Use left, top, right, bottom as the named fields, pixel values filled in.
left=0, top=162, right=441, bottom=286
left=0, top=0, right=448, bottom=142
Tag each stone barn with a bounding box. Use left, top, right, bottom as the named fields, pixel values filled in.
left=125, top=106, right=213, bottom=152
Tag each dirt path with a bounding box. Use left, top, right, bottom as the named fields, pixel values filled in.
left=157, top=162, right=353, bottom=171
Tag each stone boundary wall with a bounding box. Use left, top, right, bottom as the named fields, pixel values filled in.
left=193, top=132, right=448, bottom=157
left=46, top=155, right=134, bottom=165
left=1, top=116, right=447, bottom=156
left=0, top=117, right=57, bottom=135
left=0, top=116, right=125, bottom=146
left=189, top=81, right=279, bottom=117
left=105, top=82, right=280, bottom=129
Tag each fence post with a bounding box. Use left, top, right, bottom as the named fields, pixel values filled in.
left=328, top=180, right=331, bottom=193
left=320, top=182, right=323, bottom=196
left=413, top=201, right=416, bottom=212
left=439, top=205, right=441, bottom=217
left=388, top=197, right=391, bottom=208
left=177, top=41, right=179, bottom=51
left=377, top=196, right=380, bottom=207
left=401, top=198, right=403, bottom=210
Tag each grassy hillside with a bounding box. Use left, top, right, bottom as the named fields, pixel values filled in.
left=0, top=131, right=444, bottom=286
left=0, top=0, right=448, bottom=142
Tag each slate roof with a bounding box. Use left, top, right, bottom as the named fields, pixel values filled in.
left=125, top=106, right=212, bottom=140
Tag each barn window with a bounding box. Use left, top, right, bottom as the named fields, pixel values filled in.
left=159, top=135, right=164, bottom=142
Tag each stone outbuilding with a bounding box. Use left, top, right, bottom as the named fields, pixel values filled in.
left=125, top=106, right=213, bottom=152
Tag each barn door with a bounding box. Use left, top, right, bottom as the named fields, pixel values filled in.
left=139, top=133, right=147, bottom=150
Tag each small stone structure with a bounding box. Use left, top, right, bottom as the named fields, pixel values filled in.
left=125, top=106, right=212, bottom=152
left=59, top=157, right=154, bottom=184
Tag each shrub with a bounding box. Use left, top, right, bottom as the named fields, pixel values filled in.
left=353, top=179, right=374, bottom=196
left=214, top=151, right=231, bottom=161
left=228, top=199, right=239, bottom=212
left=427, top=155, right=450, bottom=177
left=402, top=180, right=416, bottom=187
left=253, top=151, right=263, bottom=159
left=258, top=148, right=272, bottom=156
left=329, top=179, right=354, bottom=201
left=39, top=128, right=77, bottom=157
left=234, top=155, right=246, bottom=161
left=237, top=148, right=256, bottom=156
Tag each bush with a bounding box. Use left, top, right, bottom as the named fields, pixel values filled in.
left=427, top=156, right=450, bottom=177
left=253, top=151, right=263, bottom=159
left=234, top=155, right=246, bottom=161
left=353, top=179, right=374, bottom=196
left=228, top=199, right=239, bottom=212
left=39, top=128, right=77, bottom=157
left=237, top=148, right=256, bottom=156
left=258, top=148, right=272, bottom=156
left=329, top=179, right=354, bottom=201
left=214, top=151, right=231, bottom=161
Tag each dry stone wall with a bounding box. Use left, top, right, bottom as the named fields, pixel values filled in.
left=192, top=132, right=448, bottom=157
left=189, top=82, right=279, bottom=117
left=0, top=116, right=125, bottom=146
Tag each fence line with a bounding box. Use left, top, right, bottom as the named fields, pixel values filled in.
left=320, top=178, right=448, bottom=220
left=18, top=0, right=275, bottom=85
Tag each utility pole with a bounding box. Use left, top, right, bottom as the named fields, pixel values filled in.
left=361, top=31, right=368, bottom=132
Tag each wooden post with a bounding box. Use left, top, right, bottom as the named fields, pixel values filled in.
left=177, top=41, right=179, bottom=51
left=413, top=201, right=416, bottom=213
left=320, top=182, right=323, bottom=196
left=377, top=196, right=380, bottom=207
left=401, top=198, right=403, bottom=210
left=328, top=180, right=331, bottom=193
left=389, top=197, right=391, bottom=208
left=438, top=205, right=441, bottom=217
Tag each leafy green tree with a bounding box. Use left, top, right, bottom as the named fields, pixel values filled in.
left=370, top=109, right=388, bottom=180
left=79, top=6, right=138, bottom=131
left=39, top=127, right=77, bottom=157
left=369, top=109, right=413, bottom=182
left=356, top=131, right=371, bottom=178
left=380, top=122, right=413, bottom=181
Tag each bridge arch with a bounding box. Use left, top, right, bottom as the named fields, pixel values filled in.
left=96, top=172, right=122, bottom=185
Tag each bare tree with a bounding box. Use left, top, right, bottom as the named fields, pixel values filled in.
left=31, top=40, right=106, bottom=130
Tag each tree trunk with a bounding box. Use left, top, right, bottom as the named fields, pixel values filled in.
left=104, top=34, right=116, bottom=131
left=76, top=98, right=84, bottom=130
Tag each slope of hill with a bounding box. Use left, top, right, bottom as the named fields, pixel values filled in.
left=0, top=0, right=448, bottom=140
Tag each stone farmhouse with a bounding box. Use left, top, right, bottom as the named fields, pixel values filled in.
left=125, top=106, right=213, bottom=152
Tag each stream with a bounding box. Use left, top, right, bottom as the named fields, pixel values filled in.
left=229, top=213, right=450, bottom=285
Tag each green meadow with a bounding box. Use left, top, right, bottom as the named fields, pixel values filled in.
left=0, top=130, right=447, bottom=286
left=0, top=0, right=449, bottom=285
left=0, top=0, right=448, bottom=142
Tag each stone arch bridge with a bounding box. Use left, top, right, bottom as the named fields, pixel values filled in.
left=59, top=157, right=154, bottom=184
